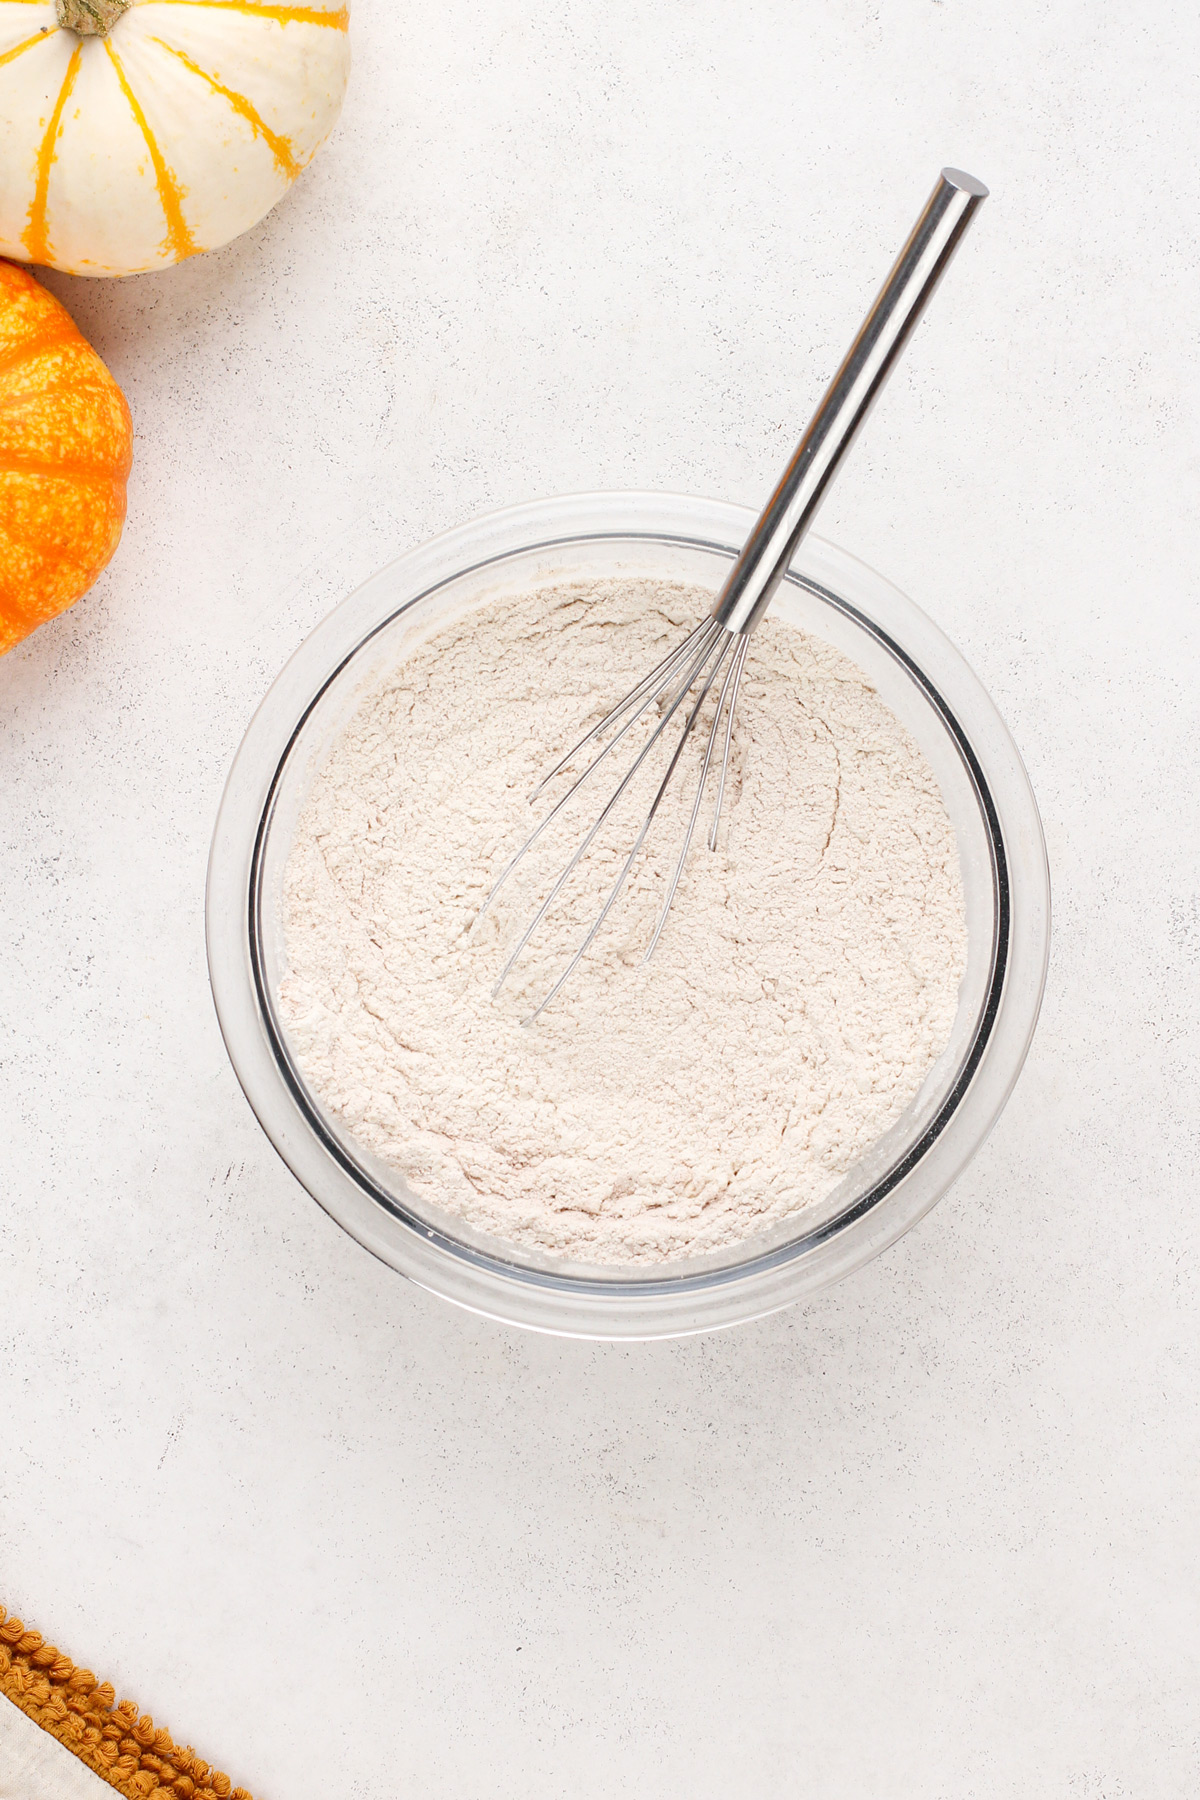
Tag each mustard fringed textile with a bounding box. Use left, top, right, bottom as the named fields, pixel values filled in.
left=0, top=1605, right=253, bottom=1800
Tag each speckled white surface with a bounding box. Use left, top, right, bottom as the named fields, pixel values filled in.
left=2, top=2, right=1198, bottom=1794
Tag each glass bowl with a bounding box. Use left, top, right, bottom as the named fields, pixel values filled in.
left=206, top=492, right=1049, bottom=1339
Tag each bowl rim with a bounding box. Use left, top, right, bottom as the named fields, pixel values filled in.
left=206, top=489, right=1050, bottom=1338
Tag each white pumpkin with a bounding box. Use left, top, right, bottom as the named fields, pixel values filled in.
left=0, top=0, right=350, bottom=276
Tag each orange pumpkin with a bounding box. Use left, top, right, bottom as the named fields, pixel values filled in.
left=0, top=259, right=132, bottom=655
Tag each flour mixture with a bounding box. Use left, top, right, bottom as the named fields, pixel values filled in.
left=277, top=578, right=967, bottom=1264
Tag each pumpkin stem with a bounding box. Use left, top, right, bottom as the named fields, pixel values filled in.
left=56, top=0, right=132, bottom=34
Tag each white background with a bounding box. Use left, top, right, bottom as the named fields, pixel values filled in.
left=3, top=2, right=1199, bottom=1794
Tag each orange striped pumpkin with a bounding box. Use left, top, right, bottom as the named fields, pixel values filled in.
left=0, top=0, right=350, bottom=277
left=0, top=260, right=132, bottom=653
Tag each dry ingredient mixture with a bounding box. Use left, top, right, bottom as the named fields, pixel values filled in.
left=278, top=578, right=967, bottom=1265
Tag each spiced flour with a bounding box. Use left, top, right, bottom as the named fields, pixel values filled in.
left=277, top=578, right=967, bottom=1264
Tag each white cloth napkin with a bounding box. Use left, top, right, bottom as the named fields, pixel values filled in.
left=0, top=1696, right=107, bottom=1799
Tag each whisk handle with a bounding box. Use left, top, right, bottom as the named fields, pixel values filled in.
left=710, top=167, right=988, bottom=638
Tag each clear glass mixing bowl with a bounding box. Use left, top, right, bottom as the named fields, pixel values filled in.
left=206, top=492, right=1049, bottom=1339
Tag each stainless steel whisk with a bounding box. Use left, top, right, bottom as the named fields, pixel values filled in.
left=481, top=168, right=988, bottom=1019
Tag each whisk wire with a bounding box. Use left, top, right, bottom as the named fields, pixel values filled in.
left=529, top=617, right=715, bottom=802
left=642, top=630, right=745, bottom=966
left=490, top=621, right=729, bottom=1001
left=707, top=633, right=748, bottom=851
left=476, top=617, right=722, bottom=927
left=524, top=629, right=736, bottom=1023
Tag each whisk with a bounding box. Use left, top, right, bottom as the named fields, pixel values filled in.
left=481, top=168, right=988, bottom=1019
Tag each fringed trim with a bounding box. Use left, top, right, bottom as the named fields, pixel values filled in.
left=0, top=1604, right=254, bottom=1800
